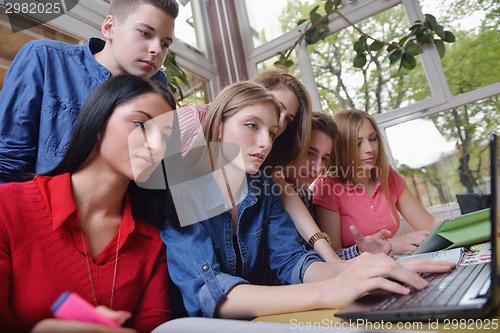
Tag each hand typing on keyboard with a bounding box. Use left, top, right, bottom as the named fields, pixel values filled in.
left=312, top=253, right=456, bottom=309
left=372, top=264, right=487, bottom=311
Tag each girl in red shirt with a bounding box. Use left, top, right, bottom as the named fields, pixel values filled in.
left=0, top=75, right=180, bottom=333
left=314, top=109, right=442, bottom=255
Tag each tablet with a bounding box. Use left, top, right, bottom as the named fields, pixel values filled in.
left=411, top=218, right=452, bottom=255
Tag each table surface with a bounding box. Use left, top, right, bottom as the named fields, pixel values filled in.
left=253, top=304, right=500, bottom=332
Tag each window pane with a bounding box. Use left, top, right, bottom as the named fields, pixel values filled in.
left=420, top=0, right=500, bottom=96
left=386, top=96, right=500, bottom=209
left=302, top=5, right=431, bottom=115
left=276, top=3, right=432, bottom=114
left=176, top=0, right=203, bottom=51
left=177, top=70, right=208, bottom=105
left=257, top=49, right=298, bottom=74
left=244, top=0, right=316, bottom=48
left=0, top=7, right=84, bottom=91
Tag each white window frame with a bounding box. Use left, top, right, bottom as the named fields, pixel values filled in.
left=235, top=0, right=500, bottom=163
left=2, top=0, right=220, bottom=101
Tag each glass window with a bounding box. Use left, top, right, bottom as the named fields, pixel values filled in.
left=284, top=3, right=432, bottom=115
left=176, top=0, right=204, bottom=51
left=244, top=0, right=317, bottom=48
left=386, top=96, right=500, bottom=209
left=0, top=7, right=84, bottom=91
left=257, top=49, right=298, bottom=74
left=420, top=0, right=500, bottom=96
left=177, top=70, right=208, bottom=105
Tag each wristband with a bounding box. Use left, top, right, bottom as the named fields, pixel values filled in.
left=308, top=232, right=331, bottom=249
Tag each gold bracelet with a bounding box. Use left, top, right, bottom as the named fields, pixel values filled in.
left=308, top=232, right=331, bottom=249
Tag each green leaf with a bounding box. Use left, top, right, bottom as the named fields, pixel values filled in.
left=435, top=24, right=444, bottom=33
left=297, top=19, right=307, bottom=26
left=409, top=23, right=422, bottom=31
left=310, top=5, right=319, bottom=16
left=164, top=66, right=181, bottom=76
left=320, top=16, right=330, bottom=27
left=305, top=27, right=321, bottom=44
left=425, top=14, right=438, bottom=31
left=285, top=60, right=294, bottom=68
left=334, top=0, right=342, bottom=6
left=320, top=29, right=329, bottom=40
left=297, top=36, right=304, bottom=46
left=389, top=50, right=403, bottom=64
left=402, top=52, right=414, bottom=64
left=416, top=32, right=433, bottom=45
left=443, top=31, right=456, bottom=43
left=402, top=58, right=417, bottom=70
left=167, top=51, right=176, bottom=61
left=168, top=77, right=184, bottom=100
left=353, top=54, right=367, bottom=68
left=434, top=39, right=445, bottom=58
left=310, top=13, right=322, bottom=24
left=398, top=36, right=408, bottom=46
left=167, top=82, right=177, bottom=94
left=274, top=53, right=285, bottom=65
left=398, top=57, right=404, bottom=72
left=163, top=52, right=191, bottom=96
left=325, top=0, right=334, bottom=13
left=387, top=43, right=397, bottom=52
left=179, top=71, right=190, bottom=85
left=405, top=42, right=423, bottom=56
left=369, top=41, right=384, bottom=51
left=353, top=36, right=367, bottom=53
left=437, top=30, right=446, bottom=39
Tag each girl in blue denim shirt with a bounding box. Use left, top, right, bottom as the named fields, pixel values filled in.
left=160, top=81, right=455, bottom=319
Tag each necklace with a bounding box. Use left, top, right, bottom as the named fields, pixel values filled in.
left=80, top=224, right=121, bottom=309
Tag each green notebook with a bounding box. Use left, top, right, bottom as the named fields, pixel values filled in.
left=412, top=208, right=490, bottom=255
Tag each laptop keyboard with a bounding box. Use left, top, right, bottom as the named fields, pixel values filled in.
left=372, top=264, right=487, bottom=311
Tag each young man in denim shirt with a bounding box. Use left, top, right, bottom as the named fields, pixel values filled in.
left=0, top=0, right=178, bottom=183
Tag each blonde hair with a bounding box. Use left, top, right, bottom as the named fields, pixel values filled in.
left=250, top=68, right=312, bottom=168
left=333, top=109, right=396, bottom=224
left=184, top=81, right=281, bottom=176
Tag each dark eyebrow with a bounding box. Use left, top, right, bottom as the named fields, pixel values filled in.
left=133, top=110, right=153, bottom=120
left=139, top=23, right=173, bottom=42
left=140, top=23, right=155, bottom=31
left=133, top=110, right=174, bottom=130
left=308, top=146, right=331, bottom=156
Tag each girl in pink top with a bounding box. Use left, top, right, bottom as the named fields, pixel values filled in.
left=313, top=109, right=442, bottom=255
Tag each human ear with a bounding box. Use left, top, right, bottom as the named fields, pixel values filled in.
left=101, top=15, right=116, bottom=40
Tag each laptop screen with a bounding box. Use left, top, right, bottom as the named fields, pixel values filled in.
left=490, top=133, right=500, bottom=308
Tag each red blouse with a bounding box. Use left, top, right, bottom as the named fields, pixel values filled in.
left=0, top=173, right=171, bottom=332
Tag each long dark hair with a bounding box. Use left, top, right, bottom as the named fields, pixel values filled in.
left=41, top=74, right=180, bottom=229
left=250, top=68, right=312, bottom=168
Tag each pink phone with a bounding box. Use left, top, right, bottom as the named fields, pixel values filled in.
left=50, top=291, right=122, bottom=328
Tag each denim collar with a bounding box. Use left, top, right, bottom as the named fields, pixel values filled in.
left=85, top=37, right=111, bottom=80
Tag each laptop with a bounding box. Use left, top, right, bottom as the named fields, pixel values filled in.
left=335, top=133, right=500, bottom=321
